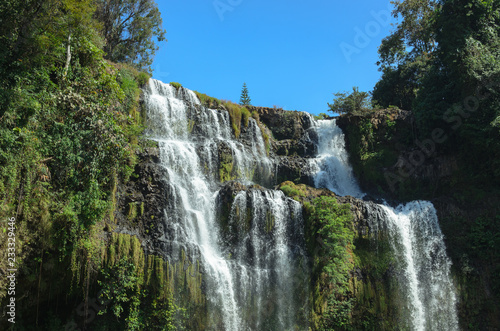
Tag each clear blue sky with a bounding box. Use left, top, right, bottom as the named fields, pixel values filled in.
left=153, top=0, right=396, bottom=115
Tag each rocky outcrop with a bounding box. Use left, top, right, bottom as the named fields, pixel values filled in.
left=113, top=146, right=170, bottom=255
left=113, top=145, right=207, bottom=330
left=336, top=109, right=459, bottom=201
left=251, top=106, right=318, bottom=157
left=251, top=106, right=314, bottom=140
left=337, top=108, right=500, bottom=330
left=276, top=156, right=315, bottom=186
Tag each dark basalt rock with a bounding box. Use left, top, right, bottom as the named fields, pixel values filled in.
left=250, top=106, right=314, bottom=141
left=114, top=146, right=170, bottom=255
left=276, top=156, right=315, bottom=186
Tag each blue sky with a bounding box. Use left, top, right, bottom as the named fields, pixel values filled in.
left=153, top=0, right=396, bottom=115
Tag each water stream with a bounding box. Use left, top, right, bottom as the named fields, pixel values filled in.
left=310, top=119, right=459, bottom=331
left=143, top=79, right=307, bottom=330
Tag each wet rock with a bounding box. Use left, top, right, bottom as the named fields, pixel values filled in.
left=114, top=146, right=170, bottom=254
left=276, top=156, right=315, bottom=185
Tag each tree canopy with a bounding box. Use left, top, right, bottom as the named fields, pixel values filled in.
left=372, top=0, right=500, bottom=182
left=327, top=87, right=372, bottom=115
left=94, top=0, right=166, bottom=72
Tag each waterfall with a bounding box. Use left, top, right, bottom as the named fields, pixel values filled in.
left=379, top=202, right=459, bottom=331
left=143, top=79, right=308, bottom=330
left=310, top=119, right=365, bottom=198
left=310, top=119, right=459, bottom=331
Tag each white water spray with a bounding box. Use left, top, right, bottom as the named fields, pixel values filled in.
left=143, top=79, right=308, bottom=330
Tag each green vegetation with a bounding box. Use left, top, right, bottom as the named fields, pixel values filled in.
left=193, top=91, right=254, bottom=139
left=314, top=113, right=329, bottom=120
left=335, top=1, right=500, bottom=328
left=223, top=101, right=251, bottom=138
left=328, top=87, right=373, bottom=115
left=194, top=90, right=222, bottom=108
left=94, top=0, right=166, bottom=72
left=218, top=150, right=235, bottom=183
left=0, top=0, right=180, bottom=328
left=239, top=82, right=251, bottom=106
left=343, top=115, right=401, bottom=196
left=372, top=0, right=500, bottom=188
left=170, top=82, right=182, bottom=90
left=279, top=181, right=307, bottom=200
left=304, top=196, right=356, bottom=330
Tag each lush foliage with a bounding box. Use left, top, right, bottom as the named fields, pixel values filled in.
left=97, top=256, right=187, bottom=330
left=372, top=0, right=438, bottom=110
left=328, top=87, right=372, bottom=115
left=347, top=1, right=500, bottom=327
left=373, top=0, right=500, bottom=184
left=94, top=0, right=166, bottom=72
left=0, top=0, right=171, bottom=328
left=304, top=196, right=356, bottom=330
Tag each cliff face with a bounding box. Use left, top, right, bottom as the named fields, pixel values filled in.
left=337, top=109, right=500, bottom=330
left=85, top=100, right=495, bottom=330
left=248, top=106, right=319, bottom=186
left=336, top=109, right=459, bottom=201
left=107, top=104, right=405, bottom=330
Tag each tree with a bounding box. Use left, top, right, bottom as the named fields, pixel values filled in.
left=374, top=0, right=500, bottom=183
left=372, top=0, right=439, bottom=111
left=239, top=82, right=251, bottom=106
left=93, top=0, right=166, bottom=72
left=327, top=87, right=371, bottom=115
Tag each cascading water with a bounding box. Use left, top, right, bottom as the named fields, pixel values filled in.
left=310, top=119, right=459, bottom=331
left=223, top=189, right=309, bottom=330
left=310, top=119, right=365, bottom=198
left=143, top=79, right=308, bottom=330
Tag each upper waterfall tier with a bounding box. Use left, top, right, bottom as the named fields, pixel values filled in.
left=310, top=119, right=365, bottom=198
left=144, top=79, right=274, bottom=187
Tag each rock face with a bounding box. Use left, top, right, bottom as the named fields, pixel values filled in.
left=334, top=108, right=500, bottom=330
left=251, top=106, right=318, bottom=157
left=114, top=146, right=170, bottom=255
left=336, top=109, right=459, bottom=201
left=113, top=101, right=495, bottom=330
left=247, top=106, right=319, bottom=186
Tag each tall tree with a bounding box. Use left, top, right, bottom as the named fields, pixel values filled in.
left=372, top=0, right=439, bottom=110
left=239, top=82, right=251, bottom=106
left=94, top=0, right=166, bottom=72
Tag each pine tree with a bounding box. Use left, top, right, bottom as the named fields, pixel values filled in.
left=239, top=83, right=251, bottom=106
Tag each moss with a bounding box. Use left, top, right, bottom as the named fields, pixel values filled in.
left=127, top=202, right=138, bottom=222
left=194, top=91, right=221, bottom=108
left=224, top=101, right=243, bottom=138
left=262, top=132, right=270, bottom=155
left=219, top=147, right=235, bottom=183
left=98, top=234, right=206, bottom=329
left=241, top=107, right=251, bottom=127
left=265, top=211, right=275, bottom=233
left=170, top=82, right=182, bottom=89
left=187, top=119, right=195, bottom=134
left=103, top=233, right=145, bottom=274
left=279, top=181, right=307, bottom=198
left=109, top=172, right=118, bottom=224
